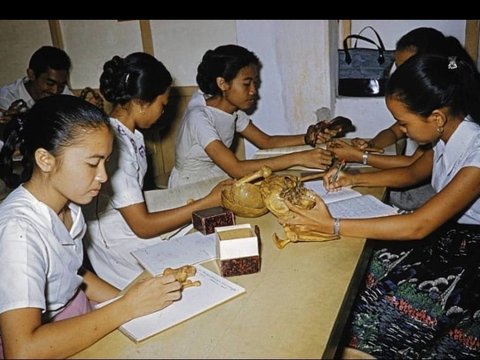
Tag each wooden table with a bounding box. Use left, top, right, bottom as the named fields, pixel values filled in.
left=73, top=185, right=384, bottom=359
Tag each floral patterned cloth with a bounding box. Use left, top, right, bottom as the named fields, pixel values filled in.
left=347, top=222, right=480, bottom=359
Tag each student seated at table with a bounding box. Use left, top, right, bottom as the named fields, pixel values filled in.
left=0, top=95, right=182, bottom=359
left=283, top=54, right=480, bottom=359
left=83, top=52, right=231, bottom=290
left=0, top=46, right=72, bottom=113
left=168, top=44, right=336, bottom=188
left=328, top=27, right=477, bottom=211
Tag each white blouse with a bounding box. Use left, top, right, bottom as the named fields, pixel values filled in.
left=0, top=186, right=85, bottom=321
left=168, top=90, right=250, bottom=188
left=432, top=118, right=480, bottom=224
left=84, top=117, right=160, bottom=289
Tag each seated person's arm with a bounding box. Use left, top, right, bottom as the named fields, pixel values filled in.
left=205, top=136, right=333, bottom=179
left=332, top=162, right=480, bottom=240
left=367, top=123, right=405, bottom=148
left=80, top=268, right=120, bottom=302
left=339, top=148, right=433, bottom=189
left=240, top=121, right=306, bottom=148
left=118, top=179, right=230, bottom=239
left=329, top=139, right=425, bottom=169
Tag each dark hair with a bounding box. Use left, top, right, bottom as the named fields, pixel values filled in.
left=387, top=54, right=480, bottom=124
left=196, top=44, right=261, bottom=96
left=29, top=46, right=72, bottom=76
left=396, top=27, right=476, bottom=68
left=0, top=95, right=111, bottom=188
left=100, top=52, right=172, bottom=105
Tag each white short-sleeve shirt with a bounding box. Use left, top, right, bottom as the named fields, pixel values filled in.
left=84, top=117, right=157, bottom=289
left=431, top=118, right=480, bottom=225
left=0, top=77, right=73, bottom=110
left=0, top=186, right=85, bottom=321
left=168, top=90, right=250, bottom=188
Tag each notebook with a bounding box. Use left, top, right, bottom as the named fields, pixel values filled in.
left=96, top=265, right=245, bottom=342
left=305, top=181, right=397, bottom=218
left=131, top=231, right=217, bottom=276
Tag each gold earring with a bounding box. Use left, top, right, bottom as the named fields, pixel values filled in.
left=437, top=126, right=444, bottom=134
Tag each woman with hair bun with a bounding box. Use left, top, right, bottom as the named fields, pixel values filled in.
left=168, top=44, right=335, bottom=188
left=84, top=53, right=230, bottom=289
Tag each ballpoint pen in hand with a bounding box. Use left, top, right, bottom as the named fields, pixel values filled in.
left=329, top=160, right=346, bottom=184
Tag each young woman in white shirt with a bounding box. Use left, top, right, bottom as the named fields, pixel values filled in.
left=328, top=28, right=479, bottom=211
left=84, top=53, right=231, bottom=289
left=284, top=55, right=480, bottom=358
left=168, top=44, right=336, bottom=188
left=0, top=95, right=182, bottom=358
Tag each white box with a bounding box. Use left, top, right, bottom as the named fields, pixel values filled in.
left=215, top=224, right=261, bottom=277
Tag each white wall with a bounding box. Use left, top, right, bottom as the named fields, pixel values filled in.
left=0, top=20, right=52, bottom=85
left=335, top=20, right=466, bottom=138
left=63, top=20, right=143, bottom=89
left=150, top=20, right=236, bottom=86
left=236, top=20, right=333, bottom=158
left=7, top=20, right=236, bottom=90
left=0, top=19, right=470, bottom=147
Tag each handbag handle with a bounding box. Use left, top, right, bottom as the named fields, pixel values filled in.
left=343, top=34, right=387, bottom=65
left=354, top=26, right=387, bottom=51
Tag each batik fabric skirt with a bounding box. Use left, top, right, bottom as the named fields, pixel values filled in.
left=347, top=223, right=480, bottom=359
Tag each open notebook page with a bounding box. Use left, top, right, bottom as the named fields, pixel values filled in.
left=131, top=231, right=217, bottom=276
left=96, top=265, right=245, bottom=342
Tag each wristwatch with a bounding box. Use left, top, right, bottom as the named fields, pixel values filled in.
left=362, top=151, right=369, bottom=165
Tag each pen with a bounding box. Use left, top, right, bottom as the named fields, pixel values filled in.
left=330, top=160, right=346, bottom=184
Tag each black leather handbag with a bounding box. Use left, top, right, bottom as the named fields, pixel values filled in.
left=338, top=26, right=395, bottom=97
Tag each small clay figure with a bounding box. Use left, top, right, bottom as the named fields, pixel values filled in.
left=162, top=265, right=201, bottom=289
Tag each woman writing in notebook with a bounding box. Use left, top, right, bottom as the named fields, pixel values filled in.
left=284, top=54, right=480, bottom=358
left=84, top=53, right=231, bottom=290
left=328, top=28, right=478, bottom=212
left=0, top=96, right=182, bottom=359
left=168, top=44, right=337, bottom=188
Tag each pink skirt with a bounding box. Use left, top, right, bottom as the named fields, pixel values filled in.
left=0, top=289, right=95, bottom=358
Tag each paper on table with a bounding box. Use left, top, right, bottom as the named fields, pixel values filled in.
left=131, top=231, right=217, bottom=276
left=305, top=180, right=397, bottom=218
left=305, top=180, right=362, bottom=204
left=144, top=176, right=227, bottom=239
left=144, top=176, right=227, bottom=213
left=97, top=265, right=246, bottom=342
left=327, top=194, right=398, bottom=218
left=254, top=144, right=316, bottom=156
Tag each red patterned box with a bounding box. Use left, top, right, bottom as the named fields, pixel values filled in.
left=192, top=206, right=235, bottom=235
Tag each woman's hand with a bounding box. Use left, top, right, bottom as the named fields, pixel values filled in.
left=328, top=140, right=363, bottom=163
left=297, top=148, right=334, bottom=170
left=204, top=178, right=235, bottom=206
left=305, top=123, right=339, bottom=146
left=280, top=195, right=333, bottom=233
left=122, top=274, right=182, bottom=320
left=322, top=163, right=354, bottom=191
left=350, top=137, right=369, bottom=150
